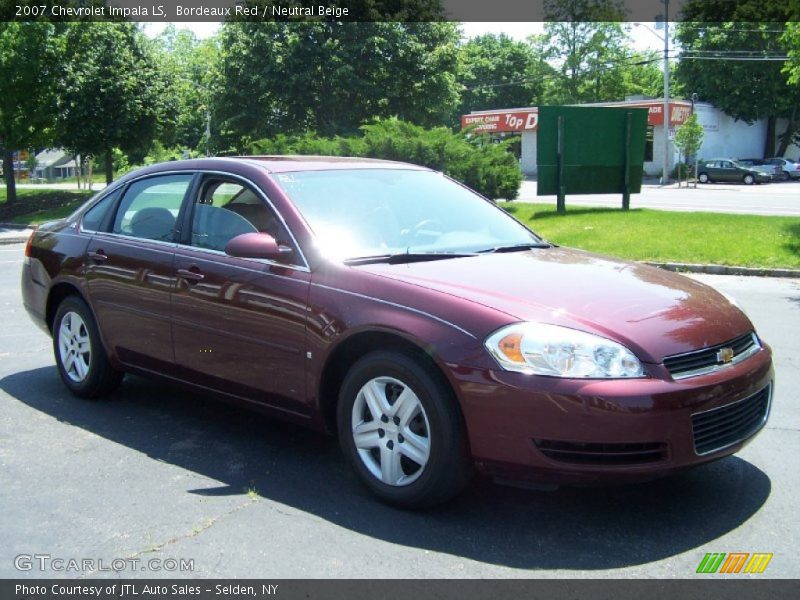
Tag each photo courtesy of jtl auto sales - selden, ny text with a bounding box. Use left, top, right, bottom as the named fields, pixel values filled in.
left=1, top=1, right=799, bottom=599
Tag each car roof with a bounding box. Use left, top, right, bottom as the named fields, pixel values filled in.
left=229, top=155, right=429, bottom=173
left=238, top=155, right=427, bottom=173
left=111, top=156, right=432, bottom=188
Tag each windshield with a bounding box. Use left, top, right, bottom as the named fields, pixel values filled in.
left=273, top=169, right=540, bottom=260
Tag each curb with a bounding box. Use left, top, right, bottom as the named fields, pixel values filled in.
left=647, top=262, right=800, bottom=279
left=0, top=222, right=32, bottom=246
left=0, top=236, right=31, bottom=246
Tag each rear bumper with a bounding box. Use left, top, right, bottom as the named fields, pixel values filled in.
left=452, top=347, right=773, bottom=485
left=21, top=260, right=50, bottom=335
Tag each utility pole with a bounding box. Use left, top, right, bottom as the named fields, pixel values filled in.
left=662, top=0, right=670, bottom=185
left=205, top=108, right=211, bottom=158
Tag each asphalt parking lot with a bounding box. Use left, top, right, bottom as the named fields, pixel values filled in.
left=518, top=178, right=800, bottom=216
left=1, top=242, right=798, bottom=579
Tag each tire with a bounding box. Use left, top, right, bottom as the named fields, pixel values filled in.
left=53, top=296, right=123, bottom=399
left=698, top=173, right=709, bottom=183
left=743, top=174, right=755, bottom=185
left=337, top=350, right=472, bottom=508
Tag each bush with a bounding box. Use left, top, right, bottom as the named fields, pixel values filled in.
left=249, top=118, right=522, bottom=200
left=671, top=162, right=696, bottom=180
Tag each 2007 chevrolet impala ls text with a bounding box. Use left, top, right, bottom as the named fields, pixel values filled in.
left=21, top=157, right=774, bottom=507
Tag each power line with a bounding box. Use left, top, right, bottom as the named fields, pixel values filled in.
left=677, top=25, right=787, bottom=34
left=680, top=55, right=789, bottom=61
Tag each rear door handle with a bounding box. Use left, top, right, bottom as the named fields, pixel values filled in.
left=87, top=250, right=107, bottom=263
left=177, top=267, right=205, bottom=282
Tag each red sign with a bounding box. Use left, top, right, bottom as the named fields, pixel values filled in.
left=462, top=102, right=693, bottom=134
left=461, top=111, right=539, bottom=133
left=635, top=103, right=691, bottom=126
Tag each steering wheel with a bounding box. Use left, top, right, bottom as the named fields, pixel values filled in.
left=409, top=219, right=443, bottom=242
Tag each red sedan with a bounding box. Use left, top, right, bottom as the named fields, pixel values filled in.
left=21, top=157, right=773, bottom=507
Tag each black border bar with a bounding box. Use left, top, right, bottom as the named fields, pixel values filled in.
left=3, top=0, right=798, bottom=22
left=4, top=579, right=800, bottom=600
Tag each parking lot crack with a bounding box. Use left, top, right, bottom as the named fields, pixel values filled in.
left=80, top=497, right=258, bottom=578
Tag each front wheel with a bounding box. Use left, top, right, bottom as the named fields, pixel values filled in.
left=698, top=173, right=710, bottom=183
left=743, top=174, right=755, bottom=185
left=53, top=296, right=123, bottom=399
left=337, top=351, right=472, bottom=508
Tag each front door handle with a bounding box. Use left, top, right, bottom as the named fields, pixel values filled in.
left=177, top=267, right=205, bottom=282
left=88, top=250, right=108, bottom=263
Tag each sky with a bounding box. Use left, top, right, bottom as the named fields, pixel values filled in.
left=143, top=21, right=666, bottom=53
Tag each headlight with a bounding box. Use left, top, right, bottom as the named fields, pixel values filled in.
left=485, top=323, right=645, bottom=378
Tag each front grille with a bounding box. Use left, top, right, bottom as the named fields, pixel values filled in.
left=691, top=384, right=771, bottom=455
left=534, top=439, right=667, bottom=465
left=664, top=332, right=760, bottom=379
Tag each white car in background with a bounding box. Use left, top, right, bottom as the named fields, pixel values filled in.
left=765, top=157, right=800, bottom=181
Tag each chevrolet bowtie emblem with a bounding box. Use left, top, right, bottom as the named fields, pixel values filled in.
left=717, top=347, right=735, bottom=364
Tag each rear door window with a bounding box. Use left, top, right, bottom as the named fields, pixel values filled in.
left=82, top=189, right=121, bottom=232
left=112, top=175, right=193, bottom=242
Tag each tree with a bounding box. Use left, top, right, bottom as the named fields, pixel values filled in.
left=674, top=113, right=704, bottom=158
left=785, top=22, right=800, bottom=85
left=619, top=50, right=666, bottom=99
left=456, top=33, right=555, bottom=115
left=215, top=22, right=461, bottom=149
left=782, top=22, right=800, bottom=152
left=675, top=1, right=800, bottom=157
left=538, top=0, right=634, bottom=104
left=674, top=113, right=704, bottom=186
left=0, top=22, right=62, bottom=204
left=155, top=26, right=221, bottom=154
left=55, top=23, right=172, bottom=183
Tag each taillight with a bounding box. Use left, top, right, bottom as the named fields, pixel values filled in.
left=24, top=226, right=38, bottom=257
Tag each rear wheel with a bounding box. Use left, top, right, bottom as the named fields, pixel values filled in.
left=743, top=174, right=755, bottom=185
left=337, top=351, right=472, bottom=508
left=53, top=296, right=123, bottom=399
left=698, top=173, right=710, bottom=183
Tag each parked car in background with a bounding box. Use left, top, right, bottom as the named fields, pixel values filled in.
left=737, top=158, right=782, bottom=179
left=20, top=157, right=774, bottom=507
left=697, top=158, right=772, bottom=185
left=765, top=157, right=800, bottom=180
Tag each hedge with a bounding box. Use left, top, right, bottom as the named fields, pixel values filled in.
left=249, top=118, right=522, bottom=200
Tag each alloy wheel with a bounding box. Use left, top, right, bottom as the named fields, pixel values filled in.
left=58, top=311, right=92, bottom=383
left=350, top=376, right=431, bottom=486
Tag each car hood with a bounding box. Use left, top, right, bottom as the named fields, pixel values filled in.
left=357, top=247, right=753, bottom=363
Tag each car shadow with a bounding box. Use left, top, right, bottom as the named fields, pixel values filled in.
left=1, top=367, right=771, bottom=571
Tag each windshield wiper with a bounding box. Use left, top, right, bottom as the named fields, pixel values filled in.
left=478, top=242, right=552, bottom=254
left=344, top=252, right=478, bottom=266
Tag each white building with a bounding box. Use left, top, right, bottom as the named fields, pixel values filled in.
left=32, top=149, right=81, bottom=181
left=462, top=98, right=800, bottom=177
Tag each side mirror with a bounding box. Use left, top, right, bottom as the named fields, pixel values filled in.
left=224, top=232, right=293, bottom=261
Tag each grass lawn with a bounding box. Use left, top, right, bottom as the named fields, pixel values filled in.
left=501, top=202, right=800, bottom=269
left=0, top=187, right=94, bottom=224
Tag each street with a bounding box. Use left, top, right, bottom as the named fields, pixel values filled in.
left=0, top=242, right=798, bottom=578
left=518, top=179, right=800, bottom=216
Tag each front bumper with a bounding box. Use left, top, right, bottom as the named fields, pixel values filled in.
left=453, top=346, right=773, bottom=484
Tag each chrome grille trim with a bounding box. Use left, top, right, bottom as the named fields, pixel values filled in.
left=664, top=332, right=761, bottom=380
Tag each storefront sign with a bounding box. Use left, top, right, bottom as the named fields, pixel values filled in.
left=461, top=111, right=539, bottom=133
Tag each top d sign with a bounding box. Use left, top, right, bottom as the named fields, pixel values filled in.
left=461, top=111, right=539, bottom=133
left=463, top=101, right=693, bottom=134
